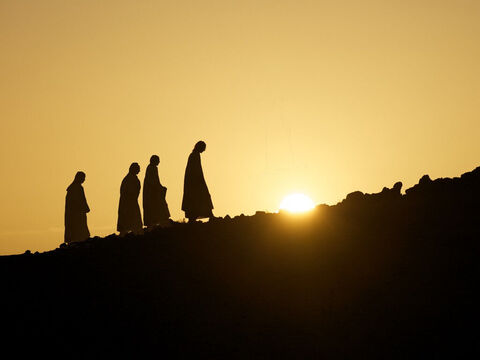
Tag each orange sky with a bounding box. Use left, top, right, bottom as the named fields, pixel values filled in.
left=1, top=0, right=479, bottom=254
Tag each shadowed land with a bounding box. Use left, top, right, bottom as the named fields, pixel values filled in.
left=2, top=167, right=479, bottom=358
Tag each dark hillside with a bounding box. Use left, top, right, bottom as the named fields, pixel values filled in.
left=2, top=167, right=480, bottom=358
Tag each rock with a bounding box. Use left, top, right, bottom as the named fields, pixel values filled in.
left=419, top=174, right=432, bottom=185
left=392, top=181, right=402, bottom=194
left=346, top=191, right=364, bottom=202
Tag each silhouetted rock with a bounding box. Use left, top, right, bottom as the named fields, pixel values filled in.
left=346, top=191, right=364, bottom=201
left=341, top=180, right=402, bottom=209
left=393, top=181, right=402, bottom=193
left=2, top=166, right=480, bottom=358
left=419, top=174, right=432, bottom=185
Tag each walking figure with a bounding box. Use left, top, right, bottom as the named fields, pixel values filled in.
left=182, top=141, right=214, bottom=222
left=65, top=171, right=90, bottom=243
left=143, top=155, right=170, bottom=229
left=117, top=163, right=143, bottom=236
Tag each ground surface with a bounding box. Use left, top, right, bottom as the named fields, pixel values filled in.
left=2, top=167, right=479, bottom=358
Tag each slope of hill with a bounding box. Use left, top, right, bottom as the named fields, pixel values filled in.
left=2, top=167, right=479, bottom=358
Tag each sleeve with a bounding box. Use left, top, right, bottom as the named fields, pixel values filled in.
left=81, top=187, right=90, bottom=213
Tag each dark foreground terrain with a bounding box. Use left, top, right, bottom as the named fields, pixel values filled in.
left=2, top=168, right=480, bottom=358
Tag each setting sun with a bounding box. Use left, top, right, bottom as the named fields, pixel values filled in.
left=279, top=193, right=315, bottom=213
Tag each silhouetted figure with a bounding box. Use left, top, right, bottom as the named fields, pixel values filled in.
left=182, top=141, right=214, bottom=222
left=143, top=155, right=170, bottom=229
left=118, top=163, right=143, bottom=236
left=64, top=171, right=90, bottom=243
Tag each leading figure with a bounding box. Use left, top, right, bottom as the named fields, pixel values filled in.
left=182, top=141, right=214, bottom=222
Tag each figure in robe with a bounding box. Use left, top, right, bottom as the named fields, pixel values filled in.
left=143, top=155, right=170, bottom=229
left=117, top=162, right=143, bottom=236
left=65, top=171, right=90, bottom=243
left=182, top=141, right=214, bottom=222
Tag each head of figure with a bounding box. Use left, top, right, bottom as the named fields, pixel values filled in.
left=129, top=162, right=140, bottom=175
left=74, top=171, right=86, bottom=184
left=150, top=155, right=160, bottom=166
left=194, top=141, right=206, bottom=153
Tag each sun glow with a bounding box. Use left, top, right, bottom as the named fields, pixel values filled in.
left=279, top=193, right=315, bottom=213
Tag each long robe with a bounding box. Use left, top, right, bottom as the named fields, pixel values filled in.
left=143, top=164, right=170, bottom=226
left=182, top=151, right=213, bottom=219
left=65, top=182, right=90, bottom=243
left=117, top=173, right=143, bottom=233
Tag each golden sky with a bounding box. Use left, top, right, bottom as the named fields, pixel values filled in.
left=1, top=0, right=479, bottom=254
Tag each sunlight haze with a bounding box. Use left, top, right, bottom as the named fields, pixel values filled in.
left=1, top=0, right=479, bottom=254
left=279, top=193, right=315, bottom=213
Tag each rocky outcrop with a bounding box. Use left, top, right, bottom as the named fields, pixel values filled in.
left=2, top=166, right=479, bottom=358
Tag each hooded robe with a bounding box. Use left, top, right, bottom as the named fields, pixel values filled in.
left=143, top=163, right=170, bottom=226
left=117, top=173, right=143, bottom=233
left=65, top=182, right=90, bottom=243
left=182, top=151, right=213, bottom=219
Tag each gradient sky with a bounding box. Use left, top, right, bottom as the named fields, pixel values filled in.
left=1, top=0, right=479, bottom=254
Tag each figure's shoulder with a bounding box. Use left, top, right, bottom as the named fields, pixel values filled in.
left=67, top=182, right=81, bottom=192
left=121, top=174, right=131, bottom=186
left=189, top=151, right=200, bottom=160
left=144, top=165, right=151, bottom=176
